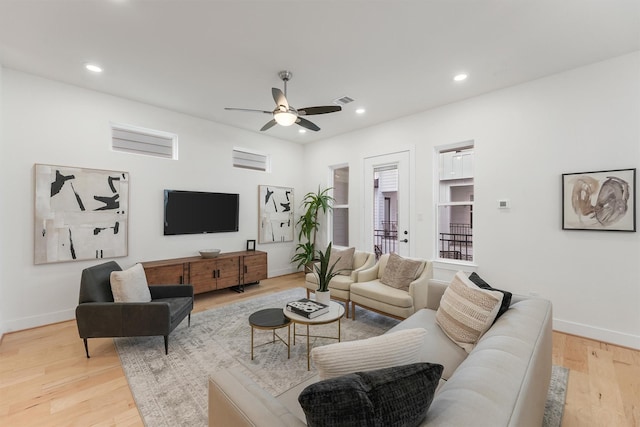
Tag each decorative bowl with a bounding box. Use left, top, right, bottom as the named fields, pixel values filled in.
left=199, top=249, right=221, bottom=258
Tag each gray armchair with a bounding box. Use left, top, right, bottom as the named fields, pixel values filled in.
left=75, top=261, right=194, bottom=358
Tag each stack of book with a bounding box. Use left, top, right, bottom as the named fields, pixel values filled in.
left=286, top=298, right=329, bottom=319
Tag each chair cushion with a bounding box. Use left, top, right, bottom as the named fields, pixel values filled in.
left=468, top=272, right=512, bottom=321
left=305, top=272, right=353, bottom=291
left=329, top=246, right=355, bottom=276
left=380, top=253, right=424, bottom=291
left=350, top=281, right=414, bottom=308
left=435, top=271, right=503, bottom=353
left=311, top=328, right=426, bottom=380
left=298, top=363, right=443, bottom=427
left=110, top=263, right=152, bottom=303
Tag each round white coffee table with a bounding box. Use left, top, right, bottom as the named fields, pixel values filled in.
left=283, top=301, right=345, bottom=370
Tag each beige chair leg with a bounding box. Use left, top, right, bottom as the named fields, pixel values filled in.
left=306, top=289, right=311, bottom=299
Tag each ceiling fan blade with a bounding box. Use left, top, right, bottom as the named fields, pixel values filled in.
left=260, top=119, right=277, bottom=131
left=296, top=117, right=320, bottom=132
left=272, top=88, right=289, bottom=109
left=225, top=107, right=272, bottom=114
left=297, top=105, right=342, bottom=116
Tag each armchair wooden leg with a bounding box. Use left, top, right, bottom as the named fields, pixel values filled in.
left=188, top=313, right=191, bottom=327
left=83, top=338, right=90, bottom=358
left=306, top=289, right=310, bottom=299
left=351, top=302, right=356, bottom=320
left=164, top=336, right=169, bottom=355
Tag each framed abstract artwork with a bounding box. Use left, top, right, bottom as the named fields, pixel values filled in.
left=34, top=164, right=129, bottom=264
left=258, top=185, right=294, bottom=243
left=562, top=168, right=636, bottom=232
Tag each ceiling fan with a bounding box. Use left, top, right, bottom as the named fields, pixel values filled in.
left=224, top=71, right=342, bottom=132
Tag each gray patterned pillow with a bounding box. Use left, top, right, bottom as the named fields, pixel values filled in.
left=329, top=246, right=355, bottom=276
left=380, top=253, right=424, bottom=291
left=298, top=363, right=443, bottom=427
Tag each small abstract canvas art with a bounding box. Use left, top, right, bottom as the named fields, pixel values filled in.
left=562, top=168, right=636, bottom=231
left=34, top=164, right=129, bottom=264
left=258, top=185, right=294, bottom=243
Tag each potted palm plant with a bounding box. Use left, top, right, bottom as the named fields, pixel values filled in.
left=291, top=186, right=334, bottom=272
left=313, top=242, right=342, bottom=305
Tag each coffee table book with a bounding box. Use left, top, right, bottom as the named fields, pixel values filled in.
left=285, top=298, right=330, bottom=319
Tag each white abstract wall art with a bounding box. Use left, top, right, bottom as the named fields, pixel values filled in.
left=258, top=185, right=294, bottom=243
left=34, top=164, right=129, bottom=264
left=562, top=168, right=636, bottom=232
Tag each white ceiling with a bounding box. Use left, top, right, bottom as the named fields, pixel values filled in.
left=1, top=0, right=638, bottom=143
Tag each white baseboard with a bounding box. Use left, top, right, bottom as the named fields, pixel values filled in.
left=4, top=308, right=75, bottom=334
left=554, top=318, right=640, bottom=350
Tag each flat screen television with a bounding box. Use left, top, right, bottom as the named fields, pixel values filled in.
left=164, top=190, right=239, bottom=235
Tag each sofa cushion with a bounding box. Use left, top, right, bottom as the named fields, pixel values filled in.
left=380, top=253, right=424, bottom=291
left=386, top=308, right=469, bottom=380
left=468, top=272, right=512, bottom=321
left=350, top=281, right=414, bottom=308
left=311, top=328, right=426, bottom=380
left=329, top=246, right=355, bottom=276
left=298, top=363, right=443, bottom=427
left=110, top=263, right=151, bottom=303
left=436, top=271, right=503, bottom=353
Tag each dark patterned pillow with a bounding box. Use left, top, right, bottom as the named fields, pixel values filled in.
left=468, top=272, right=512, bottom=321
left=298, top=363, right=443, bottom=427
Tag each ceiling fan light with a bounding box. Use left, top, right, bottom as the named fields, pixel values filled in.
left=274, top=110, right=297, bottom=126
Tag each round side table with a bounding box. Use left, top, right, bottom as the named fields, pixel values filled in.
left=249, top=308, right=291, bottom=360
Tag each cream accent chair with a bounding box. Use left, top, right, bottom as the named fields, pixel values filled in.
left=305, top=250, right=375, bottom=318
left=349, top=253, right=433, bottom=320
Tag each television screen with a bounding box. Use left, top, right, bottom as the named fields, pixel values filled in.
left=164, top=190, right=239, bottom=235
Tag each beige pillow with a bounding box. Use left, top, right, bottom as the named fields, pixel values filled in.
left=110, top=263, right=152, bottom=303
left=435, top=271, right=503, bottom=353
left=329, top=246, right=355, bottom=276
left=380, top=253, right=424, bottom=291
left=311, top=328, right=427, bottom=380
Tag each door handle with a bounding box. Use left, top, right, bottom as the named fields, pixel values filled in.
left=401, top=239, right=408, bottom=243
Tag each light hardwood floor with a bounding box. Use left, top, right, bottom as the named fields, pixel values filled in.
left=1, top=273, right=638, bottom=426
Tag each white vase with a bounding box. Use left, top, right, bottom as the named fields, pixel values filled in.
left=315, top=290, right=331, bottom=306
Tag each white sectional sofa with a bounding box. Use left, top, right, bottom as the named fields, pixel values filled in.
left=208, top=279, right=553, bottom=427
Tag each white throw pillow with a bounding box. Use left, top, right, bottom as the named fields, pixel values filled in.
left=311, top=328, right=427, bottom=380
left=110, top=263, right=152, bottom=303
left=435, top=271, right=503, bottom=353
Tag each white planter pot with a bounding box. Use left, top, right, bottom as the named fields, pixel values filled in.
left=315, top=290, right=331, bottom=306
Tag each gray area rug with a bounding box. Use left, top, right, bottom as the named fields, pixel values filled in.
left=115, top=287, right=568, bottom=427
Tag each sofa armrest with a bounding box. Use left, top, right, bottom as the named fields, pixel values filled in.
left=425, top=279, right=449, bottom=310
left=408, top=267, right=431, bottom=310
left=149, top=284, right=194, bottom=299
left=76, top=302, right=173, bottom=338
left=356, top=264, right=379, bottom=282
left=209, top=368, right=305, bottom=427
left=351, top=253, right=376, bottom=281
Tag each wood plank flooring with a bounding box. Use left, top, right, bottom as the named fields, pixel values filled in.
left=1, top=273, right=638, bottom=426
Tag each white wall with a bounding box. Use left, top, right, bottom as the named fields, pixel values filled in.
left=0, top=69, right=303, bottom=332
left=303, top=52, right=640, bottom=349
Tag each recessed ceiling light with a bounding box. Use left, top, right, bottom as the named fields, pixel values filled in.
left=355, top=108, right=366, bottom=114
left=85, top=64, right=103, bottom=73
left=453, top=73, right=468, bottom=82
left=298, top=129, right=307, bottom=134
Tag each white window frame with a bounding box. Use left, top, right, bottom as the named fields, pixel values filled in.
left=329, top=164, right=349, bottom=248
left=434, top=141, right=475, bottom=266
left=232, top=147, right=271, bottom=172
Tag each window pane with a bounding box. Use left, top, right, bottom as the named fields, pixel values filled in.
left=332, top=208, right=349, bottom=246
left=333, top=167, right=349, bottom=205
left=437, top=205, right=473, bottom=261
